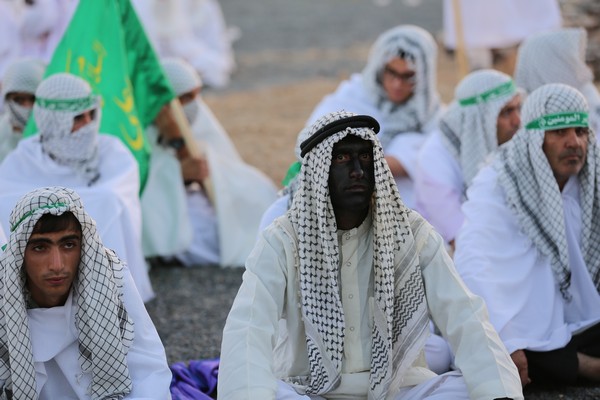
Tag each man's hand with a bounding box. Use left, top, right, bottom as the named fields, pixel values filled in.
left=510, top=349, right=531, bottom=387
left=180, top=156, right=209, bottom=184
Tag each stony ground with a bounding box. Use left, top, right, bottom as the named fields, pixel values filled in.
left=145, top=1, right=600, bottom=398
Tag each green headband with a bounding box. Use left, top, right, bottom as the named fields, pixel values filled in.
left=35, top=94, right=97, bottom=112
left=10, top=202, right=68, bottom=232
left=525, top=112, right=589, bottom=130
left=458, top=80, right=516, bottom=107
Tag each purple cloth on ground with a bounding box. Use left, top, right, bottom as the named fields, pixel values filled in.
left=170, top=358, right=220, bottom=400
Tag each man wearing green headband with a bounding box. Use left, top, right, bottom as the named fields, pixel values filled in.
left=454, top=83, right=600, bottom=388
left=0, top=72, right=155, bottom=302
left=415, top=69, right=522, bottom=247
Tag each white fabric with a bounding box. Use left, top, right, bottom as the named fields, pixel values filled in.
left=18, top=0, right=77, bottom=63
left=455, top=167, right=600, bottom=354
left=27, top=268, right=171, bottom=399
left=443, top=0, right=561, bottom=49
left=131, top=0, right=235, bottom=88
left=141, top=125, right=193, bottom=258
left=0, top=114, right=22, bottom=164
left=415, top=130, right=464, bottom=243
left=192, top=100, right=278, bottom=266
left=141, top=98, right=277, bottom=266
left=514, top=28, right=600, bottom=135
left=258, top=193, right=454, bottom=375
left=0, top=135, right=154, bottom=302
left=218, top=213, right=523, bottom=399
left=0, top=2, right=20, bottom=90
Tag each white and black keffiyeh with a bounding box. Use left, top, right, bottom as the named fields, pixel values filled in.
left=0, top=187, right=134, bottom=399
left=361, top=25, right=442, bottom=147
left=33, top=73, right=101, bottom=186
left=2, top=58, right=45, bottom=131
left=440, top=69, right=519, bottom=186
left=494, top=83, right=600, bottom=299
left=289, top=111, right=429, bottom=399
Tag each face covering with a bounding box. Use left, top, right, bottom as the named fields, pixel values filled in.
left=6, top=100, right=32, bottom=132
left=183, top=99, right=200, bottom=125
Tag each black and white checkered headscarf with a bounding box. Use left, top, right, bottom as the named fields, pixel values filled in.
left=0, top=187, right=134, bottom=399
left=494, top=83, right=600, bottom=300
left=33, top=73, right=102, bottom=186
left=441, top=69, right=519, bottom=186
left=289, top=111, right=429, bottom=398
left=361, top=25, right=442, bottom=148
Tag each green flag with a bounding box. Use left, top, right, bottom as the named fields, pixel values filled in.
left=24, top=0, right=175, bottom=190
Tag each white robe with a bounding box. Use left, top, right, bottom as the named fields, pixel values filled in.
left=0, top=114, right=21, bottom=164
left=307, top=74, right=438, bottom=210
left=454, top=166, right=600, bottom=354
left=219, top=212, right=523, bottom=400
left=0, top=134, right=155, bottom=302
left=415, top=130, right=465, bottom=242
left=131, top=0, right=235, bottom=88
left=25, top=268, right=172, bottom=399
left=443, top=0, right=561, bottom=50
left=141, top=99, right=278, bottom=267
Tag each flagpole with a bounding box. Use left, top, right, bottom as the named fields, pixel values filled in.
left=168, top=100, right=216, bottom=205
left=451, top=0, right=469, bottom=80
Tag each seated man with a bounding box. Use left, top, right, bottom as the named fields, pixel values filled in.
left=0, top=186, right=171, bottom=398
left=514, top=28, right=600, bottom=135
left=306, top=25, right=444, bottom=209
left=415, top=69, right=521, bottom=246
left=142, top=57, right=277, bottom=267
left=0, top=57, right=45, bottom=162
left=454, top=83, right=600, bottom=387
left=219, top=111, right=523, bottom=399
left=0, top=72, right=154, bottom=301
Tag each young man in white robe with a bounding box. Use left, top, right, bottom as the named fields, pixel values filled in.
left=515, top=28, right=600, bottom=135
left=454, top=83, right=600, bottom=387
left=415, top=69, right=522, bottom=247
left=142, top=57, right=277, bottom=267
left=219, top=110, right=523, bottom=400
left=0, top=72, right=155, bottom=302
left=306, top=25, right=444, bottom=210
left=0, top=58, right=45, bottom=162
left=0, top=186, right=172, bottom=399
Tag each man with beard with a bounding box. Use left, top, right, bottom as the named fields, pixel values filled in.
left=455, top=83, right=600, bottom=387
left=219, top=110, right=522, bottom=399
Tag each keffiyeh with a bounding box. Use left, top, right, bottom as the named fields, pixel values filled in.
left=33, top=73, right=101, bottom=186
left=1, top=58, right=45, bottom=131
left=162, top=57, right=203, bottom=124
left=361, top=25, right=442, bottom=147
left=494, top=83, right=600, bottom=299
left=0, top=187, right=134, bottom=399
left=440, top=69, right=519, bottom=186
left=289, top=111, right=429, bottom=399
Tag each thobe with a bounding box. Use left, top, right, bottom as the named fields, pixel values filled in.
left=20, top=268, right=171, bottom=399
left=415, top=130, right=465, bottom=242
left=219, top=211, right=523, bottom=399
left=455, top=166, right=600, bottom=354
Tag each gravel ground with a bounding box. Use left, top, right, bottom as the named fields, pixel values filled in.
left=144, top=1, right=600, bottom=398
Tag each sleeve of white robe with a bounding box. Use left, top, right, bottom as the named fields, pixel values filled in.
left=414, top=131, right=465, bottom=242
left=218, top=224, right=290, bottom=400
left=453, top=166, right=572, bottom=354
left=121, top=268, right=173, bottom=399
left=410, top=213, right=524, bottom=400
